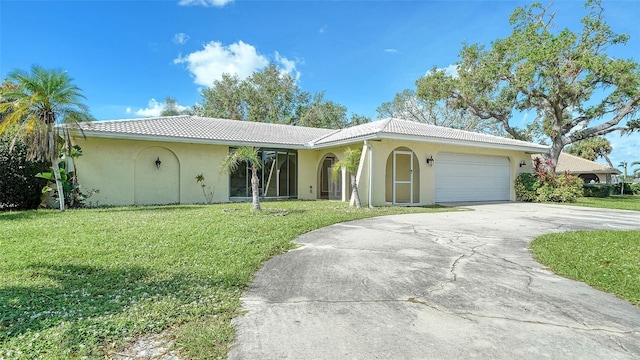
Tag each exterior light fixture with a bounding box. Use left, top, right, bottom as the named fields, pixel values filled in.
left=155, top=157, right=162, bottom=169
left=426, top=155, right=434, bottom=166
left=309, top=185, right=313, bottom=193
left=519, top=160, right=527, bottom=167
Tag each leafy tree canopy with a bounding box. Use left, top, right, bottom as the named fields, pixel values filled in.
left=565, top=135, right=613, bottom=167
left=197, top=63, right=370, bottom=129
left=376, top=88, right=506, bottom=136
left=160, top=96, right=190, bottom=117
left=416, top=0, right=640, bottom=169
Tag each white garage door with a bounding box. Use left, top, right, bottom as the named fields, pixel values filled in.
left=435, top=153, right=511, bottom=202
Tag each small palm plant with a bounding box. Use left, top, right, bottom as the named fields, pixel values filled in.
left=0, top=65, right=93, bottom=211
left=332, top=147, right=362, bottom=208
left=220, top=146, right=262, bottom=210
left=195, top=173, right=215, bottom=204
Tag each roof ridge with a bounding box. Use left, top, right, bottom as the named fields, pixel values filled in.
left=308, top=128, right=343, bottom=146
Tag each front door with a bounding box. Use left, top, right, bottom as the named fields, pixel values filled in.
left=393, top=151, right=413, bottom=205
left=320, top=156, right=341, bottom=200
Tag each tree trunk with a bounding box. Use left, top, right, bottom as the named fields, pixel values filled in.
left=602, top=153, right=614, bottom=168
left=48, top=125, right=65, bottom=211
left=250, top=165, right=261, bottom=211
left=547, top=138, right=565, bottom=172
left=350, top=174, right=361, bottom=208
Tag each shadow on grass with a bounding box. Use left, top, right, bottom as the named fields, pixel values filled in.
left=0, top=263, right=224, bottom=344
left=0, top=210, right=47, bottom=221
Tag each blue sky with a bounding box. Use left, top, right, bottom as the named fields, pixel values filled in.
left=1, top=0, right=638, bottom=169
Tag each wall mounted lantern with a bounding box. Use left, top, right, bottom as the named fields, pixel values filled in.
left=426, top=155, right=434, bottom=167
left=155, top=157, right=162, bottom=169
left=519, top=160, right=527, bottom=167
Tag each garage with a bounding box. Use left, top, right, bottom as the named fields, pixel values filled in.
left=435, top=153, right=511, bottom=202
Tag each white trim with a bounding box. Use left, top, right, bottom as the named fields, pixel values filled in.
left=72, top=127, right=547, bottom=154
left=313, top=132, right=546, bottom=153
left=73, top=132, right=310, bottom=150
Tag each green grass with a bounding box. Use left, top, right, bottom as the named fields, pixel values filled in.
left=568, top=195, right=640, bottom=211
left=531, top=230, right=640, bottom=306
left=0, top=201, right=453, bottom=359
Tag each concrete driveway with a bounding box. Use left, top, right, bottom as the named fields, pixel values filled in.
left=229, top=203, right=640, bottom=359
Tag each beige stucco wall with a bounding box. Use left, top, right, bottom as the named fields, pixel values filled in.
left=353, top=139, right=534, bottom=207
left=73, top=136, right=534, bottom=207
left=298, top=146, right=353, bottom=202
left=73, top=136, right=229, bottom=206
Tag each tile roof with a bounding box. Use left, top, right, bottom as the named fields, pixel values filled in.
left=312, top=117, right=548, bottom=151
left=73, top=116, right=548, bottom=152
left=533, top=152, right=621, bottom=174
left=76, top=116, right=335, bottom=147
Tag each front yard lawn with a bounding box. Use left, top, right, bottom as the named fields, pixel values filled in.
left=531, top=230, right=640, bottom=307
left=570, top=195, right=640, bottom=211
left=0, top=201, right=452, bottom=359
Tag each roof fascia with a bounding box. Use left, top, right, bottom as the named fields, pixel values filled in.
left=73, top=131, right=308, bottom=150
left=313, top=132, right=548, bottom=153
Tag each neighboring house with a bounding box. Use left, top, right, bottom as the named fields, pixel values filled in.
left=70, top=116, right=547, bottom=207
left=532, top=152, right=621, bottom=184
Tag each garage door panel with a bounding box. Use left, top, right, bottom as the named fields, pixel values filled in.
left=435, top=153, right=510, bottom=202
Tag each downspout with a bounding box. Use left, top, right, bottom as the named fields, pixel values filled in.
left=365, top=140, right=373, bottom=208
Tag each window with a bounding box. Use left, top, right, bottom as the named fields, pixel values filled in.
left=229, top=148, right=298, bottom=199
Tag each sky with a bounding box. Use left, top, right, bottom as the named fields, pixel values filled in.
left=1, top=0, right=638, bottom=170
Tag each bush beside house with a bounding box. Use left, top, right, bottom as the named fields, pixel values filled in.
left=0, top=136, right=48, bottom=210
left=515, top=158, right=583, bottom=203
left=582, top=184, right=614, bottom=198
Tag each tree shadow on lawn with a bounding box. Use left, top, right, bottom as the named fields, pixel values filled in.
left=0, top=263, right=222, bottom=346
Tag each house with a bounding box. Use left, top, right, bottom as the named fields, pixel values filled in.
left=70, top=116, right=548, bottom=207
left=532, top=152, right=621, bottom=184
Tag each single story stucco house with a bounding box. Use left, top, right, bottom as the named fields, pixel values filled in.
left=70, top=116, right=548, bottom=207
left=532, top=152, right=621, bottom=184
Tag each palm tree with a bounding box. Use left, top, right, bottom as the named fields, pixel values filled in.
left=332, top=147, right=362, bottom=208
left=632, top=161, right=640, bottom=179
left=220, top=146, right=263, bottom=210
left=619, top=161, right=629, bottom=195
left=0, top=65, right=93, bottom=211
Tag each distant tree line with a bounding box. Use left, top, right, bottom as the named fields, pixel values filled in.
left=162, top=63, right=370, bottom=129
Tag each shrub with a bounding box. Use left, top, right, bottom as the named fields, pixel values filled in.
left=0, top=136, right=48, bottom=210
left=515, top=173, right=537, bottom=201
left=535, top=174, right=583, bottom=203
left=515, top=157, right=583, bottom=203
left=583, top=184, right=613, bottom=198
left=612, top=182, right=638, bottom=195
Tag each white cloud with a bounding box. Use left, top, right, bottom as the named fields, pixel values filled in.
left=174, top=41, right=269, bottom=86
left=135, top=99, right=164, bottom=117
left=133, top=98, right=188, bottom=117
left=441, top=64, right=459, bottom=77
left=319, top=25, right=327, bottom=34
left=125, top=107, right=132, bottom=114
left=173, top=33, right=190, bottom=45
left=384, top=49, right=398, bottom=53
left=178, top=0, right=233, bottom=7
left=426, top=64, right=459, bottom=78
left=275, top=52, right=300, bottom=80
left=174, top=40, right=301, bottom=87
